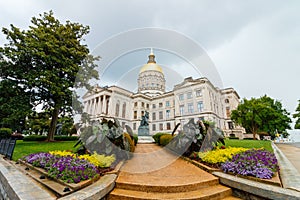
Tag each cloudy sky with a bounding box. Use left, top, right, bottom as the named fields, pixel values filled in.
left=1, top=0, right=299, bottom=127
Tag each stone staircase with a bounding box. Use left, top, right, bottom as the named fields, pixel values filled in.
left=108, top=144, right=240, bottom=200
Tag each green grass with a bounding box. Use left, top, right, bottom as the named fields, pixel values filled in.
left=220, top=139, right=273, bottom=152
left=12, top=140, right=77, bottom=161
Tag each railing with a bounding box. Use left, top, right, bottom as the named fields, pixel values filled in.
left=0, top=138, right=16, bottom=160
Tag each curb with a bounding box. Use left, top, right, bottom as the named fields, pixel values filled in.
left=213, top=171, right=300, bottom=200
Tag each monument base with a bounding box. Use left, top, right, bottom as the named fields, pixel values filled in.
left=138, top=126, right=149, bottom=136
left=138, top=136, right=155, bottom=144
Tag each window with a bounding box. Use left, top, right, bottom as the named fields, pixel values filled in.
left=122, top=103, right=126, bottom=118
left=142, top=102, right=145, bottom=107
left=159, top=111, right=163, bottom=120
left=166, top=123, right=171, bottom=130
left=152, top=104, right=156, bottom=109
left=141, top=111, right=144, bottom=117
left=226, top=107, right=231, bottom=118
left=146, top=104, right=149, bottom=109
left=197, top=101, right=204, bottom=112
left=187, top=92, right=193, bottom=99
left=228, top=122, right=234, bottom=129
left=152, top=124, right=156, bottom=131
left=115, top=102, right=120, bottom=117
left=188, top=103, right=194, bottom=113
left=196, top=89, right=202, bottom=97
left=159, top=102, right=163, bottom=108
left=159, top=123, right=163, bottom=131
left=152, top=112, right=156, bottom=120
left=225, top=99, right=229, bottom=103
left=134, top=102, right=138, bottom=107
left=180, top=105, right=184, bottom=115
left=133, top=123, right=136, bottom=130
left=179, top=94, right=184, bottom=101
left=134, top=111, right=137, bottom=119
left=166, top=101, right=170, bottom=107
left=166, top=110, right=170, bottom=119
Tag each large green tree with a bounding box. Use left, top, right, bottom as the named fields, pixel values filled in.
left=0, top=11, right=99, bottom=141
left=293, top=100, right=300, bottom=129
left=231, top=95, right=291, bottom=139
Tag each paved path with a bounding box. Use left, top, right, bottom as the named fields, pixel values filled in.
left=276, top=143, right=300, bottom=174
left=109, top=144, right=240, bottom=199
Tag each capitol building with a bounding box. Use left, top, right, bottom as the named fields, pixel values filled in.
left=82, top=50, right=244, bottom=137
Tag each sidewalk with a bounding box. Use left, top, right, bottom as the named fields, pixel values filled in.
left=273, top=142, right=300, bottom=192
left=275, top=142, right=300, bottom=174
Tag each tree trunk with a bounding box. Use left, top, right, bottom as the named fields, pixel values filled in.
left=48, top=106, right=59, bottom=141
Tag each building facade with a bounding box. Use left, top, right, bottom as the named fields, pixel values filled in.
left=82, top=51, right=244, bottom=137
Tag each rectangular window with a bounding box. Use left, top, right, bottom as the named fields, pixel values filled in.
left=159, top=102, right=163, bottom=107
left=197, top=101, right=204, bottom=112
left=146, top=104, right=149, bottom=109
left=133, top=123, right=136, bottom=130
left=159, top=111, right=163, bottom=120
left=226, top=107, right=231, bottom=118
left=134, top=111, right=137, bottom=119
left=152, top=104, right=156, bottom=109
left=179, top=94, right=184, bottom=101
left=152, top=112, right=156, bottom=120
left=134, top=102, right=138, bottom=107
left=166, top=101, right=170, bottom=107
left=152, top=124, right=156, bottom=131
left=166, top=123, right=171, bottom=130
left=188, top=103, right=194, bottom=113
left=187, top=92, right=193, bottom=99
left=166, top=110, right=170, bottom=119
left=179, top=105, right=184, bottom=115
left=141, top=111, right=144, bottom=117
left=196, top=89, right=202, bottom=97
left=159, top=123, right=163, bottom=131
left=142, top=102, right=145, bottom=107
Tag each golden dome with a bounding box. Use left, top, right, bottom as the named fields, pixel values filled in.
left=140, top=63, right=163, bottom=73
left=139, top=49, right=163, bottom=73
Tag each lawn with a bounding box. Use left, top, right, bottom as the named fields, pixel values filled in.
left=12, top=140, right=77, bottom=161
left=220, top=139, right=273, bottom=152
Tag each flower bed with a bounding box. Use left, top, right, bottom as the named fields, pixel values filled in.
left=221, top=149, right=279, bottom=179
left=23, top=151, right=115, bottom=183
left=191, top=147, right=279, bottom=180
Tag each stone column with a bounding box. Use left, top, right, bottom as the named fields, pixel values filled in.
left=102, top=95, right=106, bottom=115
left=87, top=100, right=91, bottom=115
left=97, top=96, right=102, bottom=115
left=93, top=98, right=97, bottom=116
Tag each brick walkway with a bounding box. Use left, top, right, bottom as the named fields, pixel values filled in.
left=109, top=144, right=240, bottom=199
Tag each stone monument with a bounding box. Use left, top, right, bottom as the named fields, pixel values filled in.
left=138, top=111, right=149, bottom=136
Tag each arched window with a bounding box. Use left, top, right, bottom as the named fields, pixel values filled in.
left=122, top=103, right=126, bottom=118
left=115, top=101, right=120, bottom=117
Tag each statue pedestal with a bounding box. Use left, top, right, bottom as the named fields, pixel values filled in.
left=138, top=126, right=149, bottom=136
left=138, top=136, right=155, bottom=144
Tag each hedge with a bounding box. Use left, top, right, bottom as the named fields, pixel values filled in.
left=0, top=128, right=12, bottom=139
left=23, top=135, right=78, bottom=141
left=159, top=134, right=173, bottom=146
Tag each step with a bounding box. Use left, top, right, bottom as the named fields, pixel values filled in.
left=109, top=184, right=232, bottom=200
left=221, top=197, right=242, bottom=200
left=115, top=175, right=219, bottom=193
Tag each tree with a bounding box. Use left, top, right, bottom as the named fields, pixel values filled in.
left=0, top=79, right=32, bottom=131
left=0, top=11, right=99, bottom=141
left=293, top=100, right=300, bottom=129
left=231, top=95, right=291, bottom=139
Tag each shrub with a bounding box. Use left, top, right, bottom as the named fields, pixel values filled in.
left=123, top=133, right=135, bottom=152
left=197, top=147, right=248, bottom=164
left=54, top=136, right=78, bottom=141
left=132, top=134, right=138, bottom=146
left=229, top=137, right=239, bottom=140
left=23, top=135, right=47, bottom=141
left=23, top=135, right=78, bottom=141
left=160, top=134, right=174, bottom=146
left=152, top=132, right=169, bottom=145
left=0, top=128, right=12, bottom=139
